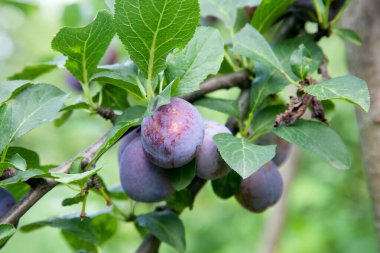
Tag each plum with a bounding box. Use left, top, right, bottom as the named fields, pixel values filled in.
left=118, top=128, right=140, bottom=160
left=196, top=121, right=231, bottom=180
left=256, top=133, right=292, bottom=167
left=118, top=132, right=174, bottom=202
left=0, top=188, right=16, bottom=218
left=65, top=72, right=82, bottom=91
left=235, top=162, right=283, bottom=213
left=141, top=98, right=204, bottom=168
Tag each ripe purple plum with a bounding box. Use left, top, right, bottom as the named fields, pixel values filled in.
left=118, top=128, right=140, bottom=160
left=65, top=72, right=82, bottom=91
left=256, top=133, right=292, bottom=167
left=235, top=162, right=283, bottom=213
left=0, top=188, right=16, bottom=218
left=118, top=131, right=174, bottom=202
left=196, top=121, right=231, bottom=180
left=141, top=98, right=204, bottom=168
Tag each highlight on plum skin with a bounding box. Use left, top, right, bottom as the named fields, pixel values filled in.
left=141, top=97, right=205, bottom=169
left=235, top=161, right=283, bottom=213
left=195, top=120, right=231, bottom=180
left=118, top=130, right=174, bottom=203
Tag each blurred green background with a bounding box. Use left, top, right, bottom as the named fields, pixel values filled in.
left=0, top=0, right=377, bottom=252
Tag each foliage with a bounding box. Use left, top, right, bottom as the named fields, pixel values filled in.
left=0, top=0, right=371, bottom=252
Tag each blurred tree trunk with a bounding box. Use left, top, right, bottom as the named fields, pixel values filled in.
left=342, top=0, right=380, bottom=247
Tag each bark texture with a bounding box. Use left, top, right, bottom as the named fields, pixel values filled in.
left=342, top=0, right=380, bottom=245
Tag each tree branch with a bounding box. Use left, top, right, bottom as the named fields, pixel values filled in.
left=182, top=71, right=250, bottom=102
left=0, top=72, right=251, bottom=230
left=0, top=135, right=107, bottom=225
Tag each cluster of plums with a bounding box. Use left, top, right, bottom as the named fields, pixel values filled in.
left=118, top=97, right=291, bottom=213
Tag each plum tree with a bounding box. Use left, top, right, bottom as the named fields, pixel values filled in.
left=235, top=162, right=283, bottom=213
left=0, top=188, right=16, bottom=218
left=118, top=130, right=174, bottom=202
left=196, top=121, right=231, bottom=180
left=141, top=98, right=204, bottom=168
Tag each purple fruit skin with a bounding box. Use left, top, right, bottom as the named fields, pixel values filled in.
left=256, top=133, right=292, bottom=167
left=236, top=162, right=283, bottom=213
left=118, top=128, right=140, bottom=160
left=118, top=133, right=174, bottom=202
left=196, top=121, right=231, bottom=180
left=0, top=188, right=16, bottom=218
left=141, top=98, right=204, bottom=169
left=65, top=72, right=82, bottom=91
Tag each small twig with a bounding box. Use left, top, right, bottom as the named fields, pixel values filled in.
left=96, top=107, right=117, bottom=124
left=182, top=71, right=250, bottom=102
left=0, top=135, right=107, bottom=225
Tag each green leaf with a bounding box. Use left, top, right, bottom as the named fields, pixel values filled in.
left=334, top=28, right=363, bottom=46
left=89, top=113, right=141, bottom=168
left=21, top=215, right=98, bottom=244
left=97, top=84, right=129, bottom=110
left=290, top=44, right=312, bottom=80
left=51, top=167, right=102, bottom=185
left=0, top=224, right=16, bottom=246
left=166, top=27, right=224, bottom=96
left=8, top=153, right=27, bottom=171
left=166, top=189, right=193, bottom=212
left=0, top=80, right=32, bottom=104
left=250, top=63, right=289, bottom=113
left=62, top=194, right=84, bottom=207
left=274, top=35, right=324, bottom=78
left=145, top=79, right=179, bottom=116
left=194, top=97, right=239, bottom=118
left=62, top=212, right=118, bottom=251
left=52, top=10, right=115, bottom=83
left=0, top=169, right=48, bottom=186
left=213, top=134, right=276, bottom=178
left=273, top=120, right=351, bottom=169
left=211, top=170, right=241, bottom=199
left=117, top=106, right=146, bottom=123
left=91, top=63, right=142, bottom=98
left=251, top=105, right=287, bottom=135
left=5, top=147, right=40, bottom=169
left=0, top=84, right=68, bottom=153
left=137, top=211, right=186, bottom=252
left=200, top=0, right=237, bottom=28
left=252, top=0, right=296, bottom=33
left=304, top=75, right=370, bottom=112
left=236, top=0, right=262, bottom=6
left=91, top=212, right=118, bottom=244
left=114, top=0, right=200, bottom=81
left=232, top=24, right=283, bottom=71
left=3, top=183, right=30, bottom=201
left=166, top=160, right=196, bottom=191
left=7, top=57, right=65, bottom=80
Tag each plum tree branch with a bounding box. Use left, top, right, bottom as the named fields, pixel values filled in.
left=0, top=71, right=251, bottom=231
left=0, top=135, right=107, bottom=225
